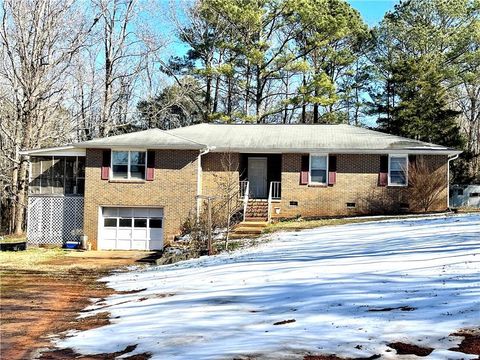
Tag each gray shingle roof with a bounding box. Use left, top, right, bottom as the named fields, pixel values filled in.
left=27, top=124, right=460, bottom=155
left=167, top=124, right=460, bottom=155
left=74, top=128, right=205, bottom=150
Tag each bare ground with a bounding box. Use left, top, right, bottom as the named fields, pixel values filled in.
left=0, top=250, right=153, bottom=360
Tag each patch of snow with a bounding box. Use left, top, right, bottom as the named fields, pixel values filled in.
left=57, top=214, right=480, bottom=359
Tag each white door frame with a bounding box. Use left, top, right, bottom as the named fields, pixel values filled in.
left=248, top=157, right=268, bottom=198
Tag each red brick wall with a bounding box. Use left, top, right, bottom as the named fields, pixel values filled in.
left=83, top=149, right=198, bottom=249
left=83, top=150, right=449, bottom=248
left=273, top=154, right=448, bottom=219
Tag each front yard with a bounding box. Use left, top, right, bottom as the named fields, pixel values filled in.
left=0, top=248, right=152, bottom=360
left=52, top=214, right=480, bottom=359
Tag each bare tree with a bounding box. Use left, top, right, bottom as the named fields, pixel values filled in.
left=212, top=153, right=242, bottom=250
left=91, top=0, right=163, bottom=136
left=409, top=157, right=446, bottom=212
left=0, top=0, right=87, bottom=234
left=454, top=79, right=480, bottom=182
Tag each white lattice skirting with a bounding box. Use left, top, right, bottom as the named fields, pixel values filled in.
left=27, top=196, right=84, bottom=246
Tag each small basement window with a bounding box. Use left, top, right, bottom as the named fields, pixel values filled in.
left=470, top=193, right=479, bottom=198
left=289, top=201, right=298, bottom=206
left=346, top=202, right=356, bottom=208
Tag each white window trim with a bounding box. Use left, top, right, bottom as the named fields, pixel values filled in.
left=110, top=150, right=147, bottom=180
left=388, top=154, right=408, bottom=187
left=309, top=153, right=329, bottom=185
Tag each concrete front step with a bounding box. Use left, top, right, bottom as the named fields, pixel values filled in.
left=238, top=221, right=268, bottom=228
left=232, top=220, right=268, bottom=238
left=233, top=227, right=263, bottom=234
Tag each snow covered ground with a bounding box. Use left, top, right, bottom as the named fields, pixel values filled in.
left=58, top=214, right=480, bottom=359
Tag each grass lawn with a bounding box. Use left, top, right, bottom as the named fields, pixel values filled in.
left=0, top=248, right=66, bottom=271
left=0, top=235, right=27, bottom=244
left=265, top=213, right=436, bottom=232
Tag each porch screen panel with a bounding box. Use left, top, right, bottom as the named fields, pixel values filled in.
left=52, top=157, right=65, bottom=194
left=30, top=157, right=42, bottom=194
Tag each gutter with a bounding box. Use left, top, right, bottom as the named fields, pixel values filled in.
left=198, top=147, right=462, bottom=156
left=447, top=153, right=460, bottom=209
left=196, top=146, right=216, bottom=220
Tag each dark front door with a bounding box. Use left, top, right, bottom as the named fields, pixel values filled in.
left=248, top=157, right=268, bottom=198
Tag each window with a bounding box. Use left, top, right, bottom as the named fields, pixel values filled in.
left=309, top=154, right=328, bottom=184
left=150, top=218, right=162, bottom=228
left=470, top=193, right=479, bottom=198
left=388, top=155, right=408, bottom=186
left=104, top=218, right=117, bottom=227
left=119, top=218, right=132, bottom=227
left=112, top=151, right=146, bottom=180
left=134, top=218, right=147, bottom=228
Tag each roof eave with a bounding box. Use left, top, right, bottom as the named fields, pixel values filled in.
left=207, top=147, right=462, bottom=156
left=20, top=145, right=86, bottom=157
left=72, top=143, right=205, bottom=150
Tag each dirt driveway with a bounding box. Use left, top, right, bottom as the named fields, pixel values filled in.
left=0, top=249, right=155, bottom=360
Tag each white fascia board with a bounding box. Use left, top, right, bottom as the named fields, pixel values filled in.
left=207, top=147, right=462, bottom=156
left=75, top=144, right=204, bottom=150
left=20, top=146, right=86, bottom=157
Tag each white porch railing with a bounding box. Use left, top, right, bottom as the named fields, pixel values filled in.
left=242, top=181, right=250, bottom=222
left=267, top=181, right=281, bottom=222
left=239, top=180, right=249, bottom=199
left=270, top=181, right=281, bottom=200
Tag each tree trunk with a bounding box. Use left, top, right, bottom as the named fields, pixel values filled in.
left=205, top=75, right=212, bottom=122
left=227, top=77, right=233, bottom=119
left=313, top=93, right=319, bottom=124
left=255, top=66, right=262, bottom=123
left=14, top=106, right=33, bottom=234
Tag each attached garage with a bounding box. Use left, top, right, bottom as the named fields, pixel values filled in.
left=99, top=207, right=163, bottom=250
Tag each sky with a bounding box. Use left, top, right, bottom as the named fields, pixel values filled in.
left=347, top=0, right=399, bottom=26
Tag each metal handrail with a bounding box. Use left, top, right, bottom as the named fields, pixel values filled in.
left=242, top=181, right=249, bottom=222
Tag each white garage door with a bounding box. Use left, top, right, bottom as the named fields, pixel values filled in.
left=99, top=207, right=163, bottom=250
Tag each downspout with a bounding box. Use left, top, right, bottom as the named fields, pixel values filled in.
left=447, top=154, right=460, bottom=209
left=196, top=146, right=215, bottom=221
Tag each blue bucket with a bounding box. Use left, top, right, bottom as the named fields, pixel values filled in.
left=64, top=241, right=79, bottom=249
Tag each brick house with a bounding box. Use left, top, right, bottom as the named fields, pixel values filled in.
left=22, top=124, right=461, bottom=250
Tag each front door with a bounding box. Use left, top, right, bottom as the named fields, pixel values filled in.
left=248, top=157, right=268, bottom=198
